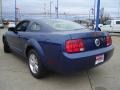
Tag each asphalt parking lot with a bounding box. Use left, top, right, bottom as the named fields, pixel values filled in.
left=0, top=28, right=120, bottom=90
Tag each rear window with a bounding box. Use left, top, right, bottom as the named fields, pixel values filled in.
left=104, top=21, right=111, bottom=25
left=116, top=21, right=120, bottom=24
left=42, top=19, right=87, bottom=31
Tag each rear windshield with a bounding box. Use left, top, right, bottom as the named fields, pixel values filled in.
left=42, top=19, right=87, bottom=31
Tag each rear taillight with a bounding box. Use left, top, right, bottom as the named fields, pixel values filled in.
left=106, top=35, right=112, bottom=46
left=65, top=39, right=85, bottom=53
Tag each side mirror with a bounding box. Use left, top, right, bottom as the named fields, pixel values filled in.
left=8, top=27, right=16, bottom=32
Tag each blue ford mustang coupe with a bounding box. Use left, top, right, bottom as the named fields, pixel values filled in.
left=3, top=19, right=114, bottom=78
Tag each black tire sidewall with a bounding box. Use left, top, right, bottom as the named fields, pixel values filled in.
left=28, top=49, right=46, bottom=79
left=3, top=39, right=11, bottom=53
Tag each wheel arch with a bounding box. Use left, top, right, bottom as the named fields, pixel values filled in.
left=25, top=39, right=47, bottom=66
left=25, top=45, right=34, bottom=57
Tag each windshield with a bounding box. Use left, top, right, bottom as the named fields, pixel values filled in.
left=42, top=19, right=87, bottom=31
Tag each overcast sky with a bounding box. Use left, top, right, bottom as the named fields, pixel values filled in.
left=2, top=0, right=120, bottom=17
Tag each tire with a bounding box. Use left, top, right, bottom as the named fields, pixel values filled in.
left=3, top=39, right=11, bottom=53
left=28, top=49, right=47, bottom=79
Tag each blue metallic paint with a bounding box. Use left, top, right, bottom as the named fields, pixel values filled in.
left=3, top=19, right=114, bottom=74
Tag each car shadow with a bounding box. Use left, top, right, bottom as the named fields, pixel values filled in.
left=11, top=52, right=27, bottom=64
left=3, top=50, right=107, bottom=88
left=11, top=51, right=90, bottom=82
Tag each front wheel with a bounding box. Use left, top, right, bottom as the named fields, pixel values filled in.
left=3, top=39, right=11, bottom=53
left=28, top=49, right=47, bottom=79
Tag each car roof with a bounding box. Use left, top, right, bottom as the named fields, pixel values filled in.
left=23, top=18, right=70, bottom=23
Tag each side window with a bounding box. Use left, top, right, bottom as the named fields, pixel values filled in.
left=104, top=21, right=111, bottom=25
left=116, top=21, right=120, bottom=24
left=30, top=23, right=41, bottom=31
left=16, top=21, right=29, bottom=31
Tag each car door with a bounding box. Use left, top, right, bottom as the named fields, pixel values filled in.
left=112, top=21, right=120, bottom=32
left=14, top=21, right=30, bottom=54
left=101, top=20, right=112, bottom=32
left=7, top=21, right=30, bottom=54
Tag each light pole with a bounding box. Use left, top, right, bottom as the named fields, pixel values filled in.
left=118, top=0, right=120, bottom=17
left=56, top=0, right=59, bottom=18
left=94, top=0, right=96, bottom=24
left=96, top=0, right=100, bottom=31
left=89, top=8, right=93, bottom=21
left=0, top=0, right=2, bottom=21
left=15, top=0, right=17, bottom=25
left=50, top=1, right=52, bottom=18
left=44, top=3, right=46, bottom=17
left=89, top=10, right=91, bottom=21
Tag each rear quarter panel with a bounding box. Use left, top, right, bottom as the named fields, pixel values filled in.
left=24, top=32, right=71, bottom=67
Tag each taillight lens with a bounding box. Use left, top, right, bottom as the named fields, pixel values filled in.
left=106, top=35, right=112, bottom=46
left=65, top=39, right=85, bottom=53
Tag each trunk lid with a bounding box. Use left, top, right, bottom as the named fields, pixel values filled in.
left=67, top=30, right=108, bottom=51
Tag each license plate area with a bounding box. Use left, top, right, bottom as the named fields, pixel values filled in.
left=95, top=54, right=104, bottom=65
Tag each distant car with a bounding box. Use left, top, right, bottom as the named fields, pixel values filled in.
left=100, top=19, right=120, bottom=32
left=8, top=22, right=15, bottom=28
left=3, top=19, right=114, bottom=79
left=0, top=21, right=4, bottom=28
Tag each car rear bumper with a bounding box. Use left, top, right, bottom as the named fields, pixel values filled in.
left=46, top=45, right=114, bottom=74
